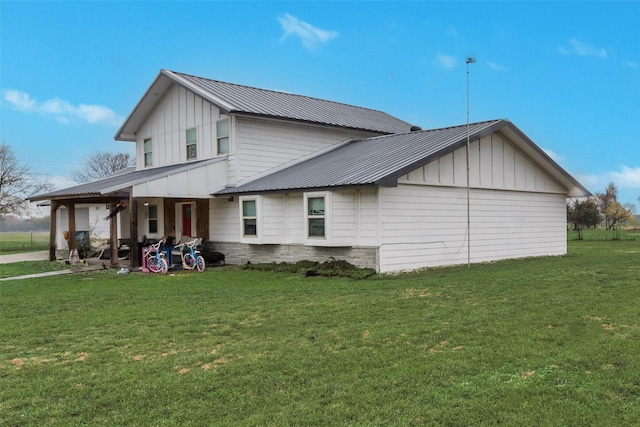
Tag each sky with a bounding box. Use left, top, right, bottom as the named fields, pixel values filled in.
left=1, top=1, right=639, bottom=209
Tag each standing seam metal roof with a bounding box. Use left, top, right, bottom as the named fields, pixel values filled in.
left=215, top=120, right=504, bottom=195
left=169, top=70, right=414, bottom=134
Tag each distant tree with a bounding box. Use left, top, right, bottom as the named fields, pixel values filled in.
left=596, top=182, right=618, bottom=229
left=72, top=152, right=135, bottom=183
left=0, top=142, right=53, bottom=217
left=605, top=201, right=636, bottom=231
left=595, top=182, right=635, bottom=231
left=567, top=197, right=600, bottom=239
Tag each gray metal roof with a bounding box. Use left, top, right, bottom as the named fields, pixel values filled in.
left=116, top=70, right=415, bottom=140
left=30, top=158, right=224, bottom=201
left=215, top=119, right=591, bottom=197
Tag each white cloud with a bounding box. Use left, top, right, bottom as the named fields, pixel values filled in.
left=487, top=61, right=509, bottom=71
left=542, top=148, right=563, bottom=162
left=277, top=13, right=338, bottom=50
left=611, top=166, right=640, bottom=189
left=559, top=38, right=607, bottom=58
left=436, top=53, right=457, bottom=70
left=487, top=61, right=508, bottom=72
left=575, top=165, right=640, bottom=202
left=2, top=89, right=123, bottom=126
left=48, top=175, right=77, bottom=190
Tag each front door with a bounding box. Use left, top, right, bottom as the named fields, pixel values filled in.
left=182, top=204, right=192, bottom=236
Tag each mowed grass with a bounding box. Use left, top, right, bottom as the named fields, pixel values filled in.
left=1, top=239, right=639, bottom=426
left=0, top=232, right=49, bottom=254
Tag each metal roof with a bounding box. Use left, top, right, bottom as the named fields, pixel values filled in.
left=30, top=158, right=224, bottom=201
left=215, top=119, right=591, bottom=197
left=115, top=70, right=415, bottom=140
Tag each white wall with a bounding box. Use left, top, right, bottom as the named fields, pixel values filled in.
left=231, top=117, right=376, bottom=185
left=135, top=84, right=223, bottom=169
left=406, top=132, right=566, bottom=194
left=378, top=184, right=567, bottom=272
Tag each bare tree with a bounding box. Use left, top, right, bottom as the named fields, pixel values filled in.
left=596, top=182, right=635, bottom=231
left=0, top=142, right=53, bottom=217
left=72, top=152, right=135, bottom=183
left=596, top=182, right=618, bottom=229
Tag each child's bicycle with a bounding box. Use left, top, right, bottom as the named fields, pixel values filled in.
left=176, top=238, right=205, bottom=272
left=147, top=239, right=169, bottom=274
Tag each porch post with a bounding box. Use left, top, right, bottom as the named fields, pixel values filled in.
left=109, top=198, right=120, bottom=268
left=129, top=191, right=139, bottom=268
left=67, top=202, right=77, bottom=252
left=49, top=201, right=59, bottom=261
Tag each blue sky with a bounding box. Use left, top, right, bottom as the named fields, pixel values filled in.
left=2, top=1, right=639, bottom=208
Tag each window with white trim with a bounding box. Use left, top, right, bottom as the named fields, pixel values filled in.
left=186, top=128, right=197, bottom=160
left=217, top=118, right=229, bottom=154
left=307, top=196, right=326, bottom=238
left=144, top=138, right=153, bottom=167
left=242, top=199, right=257, bottom=237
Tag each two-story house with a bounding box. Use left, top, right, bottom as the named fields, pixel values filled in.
left=32, top=69, right=589, bottom=272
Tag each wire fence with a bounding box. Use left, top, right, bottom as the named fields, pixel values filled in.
left=0, top=232, right=50, bottom=254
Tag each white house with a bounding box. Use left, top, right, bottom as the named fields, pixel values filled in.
left=32, top=69, right=590, bottom=272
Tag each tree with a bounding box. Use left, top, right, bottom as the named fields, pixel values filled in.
left=0, top=142, right=53, bottom=217
left=72, top=152, right=135, bottom=183
left=596, top=182, right=618, bottom=229
left=596, top=182, right=635, bottom=231
left=605, top=201, right=636, bottom=231
left=567, top=197, right=600, bottom=239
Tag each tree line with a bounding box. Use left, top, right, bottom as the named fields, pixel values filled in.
left=567, top=182, right=638, bottom=239
left=1, top=142, right=133, bottom=219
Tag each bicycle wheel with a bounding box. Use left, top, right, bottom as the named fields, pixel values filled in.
left=148, top=255, right=162, bottom=273
left=183, top=253, right=195, bottom=269
left=160, top=257, right=169, bottom=275
left=196, top=255, right=205, bottom=272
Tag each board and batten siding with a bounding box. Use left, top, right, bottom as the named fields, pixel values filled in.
left=231, top=117, right=376, bottom=184
left=408, top=132, right=566, bottom=194
left=379, top=132, right=569, bottom=272
left=136, top=84, right=223, bottom=169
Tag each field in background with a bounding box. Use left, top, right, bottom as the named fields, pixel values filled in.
left=1, top=238, right=639, bottom=425
left=0, top=232, right=49, bottom=254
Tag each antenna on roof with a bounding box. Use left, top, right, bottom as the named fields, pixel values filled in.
left=465, top=54, right=476, bottom=268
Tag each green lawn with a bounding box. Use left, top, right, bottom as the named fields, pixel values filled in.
left=0, top=232, right=49, bottom=255
left=1, top=238, right=639, bottom=426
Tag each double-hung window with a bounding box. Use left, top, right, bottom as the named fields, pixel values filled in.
left=242, top=199, right=257, bottom=237
left=217, top=118, right=229, bottom=154
left=144, top=138, right=153, bottom=167
left=186, top=128, right=197, bottom=160
left=307, top=196, right=326, bottom=238
left=148, top=205, right=158, bottom=234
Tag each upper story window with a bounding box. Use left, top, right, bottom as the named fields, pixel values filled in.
left=144, top=138, right=153, bottom=167
left=186, top=128, right=197, bottom=160
left=217, top=118, right=229, bottom=154
left=242, top=199, right=257, bottom=237
left=307, top=196, right=326, bottom=238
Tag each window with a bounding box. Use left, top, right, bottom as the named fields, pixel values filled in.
left=186, top=128, right=197, bottom=160
left=217, top=118, right=229, bottom=154
left=307, top=196, right=325, bottom=237
left=242, top=199, right=257, bottom=236
left=144, top=138, right=153, bottom=167
left=148, top=205, right=158, bottom=234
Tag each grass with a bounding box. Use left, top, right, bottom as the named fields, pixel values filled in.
left=0, top=232, right=49, bottom=255
left=0, top=260, right=70, bottom=279
left=1, top=237, right=639, bottom=425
